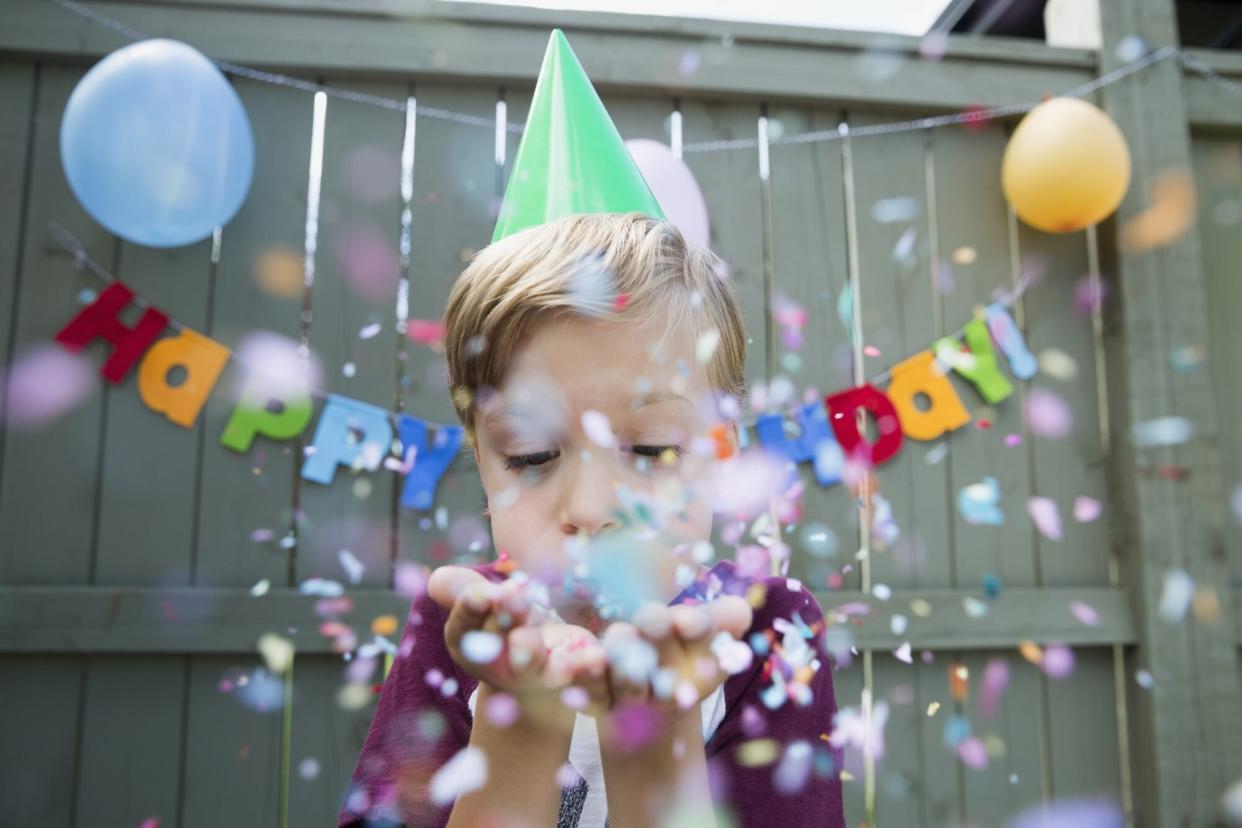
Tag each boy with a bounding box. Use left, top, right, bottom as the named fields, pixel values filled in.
left=339, top=30, right=844, bottom=828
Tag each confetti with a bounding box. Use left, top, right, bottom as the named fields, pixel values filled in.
left=893, top=642, right=913, bottom=664
left=250, top=579, right=270, bottom=597
left=1168, top=345, right=1204, bottom=371
left=429, top=746, right=487, bottom=806
left=371, top=615, right=398, bottom=636
left=836, top=283, right=854, bottom=333
left=338, top=549, right=364, bottom=584
left=924, top=442, right=949, bottom=465
left=1025, top=388, right=1072, bottom=439
left=829, top=701, right=889, bottom=760
left=406, top=319, right=445, bottom=345
left=982, top=572, right=1002, bottom=599
left=461, top=631, right=503, bottom=664
left=1131, top=416, right=1193, bottom=448
left=711, top=631, right=754, bottom=675
left=1038, top=348, right=1078, bottom=380
left=1120, top=168, right=1195, bottom=253
left=581, top=410, right=615, bottom=448
left=871, top=196, right=920, bottom=223
left=1070, top=601, right=1100, bottom=626
left=1027, top=497, right=1063, bottom=541
left=299, top=578, right=344, bottom=598
left=956, top=737, right=989, bottom=769
left=485, top=692, right=519, bottom=728
left=1158, top=569, right=1194, bottom=622
left=253, top=246, right=303, bottom=297
left=1232, top=484, right=1242, bottom=525
left=1073, top=496, right=1102, bottom=523
left=0, top=344, right=96, bottom=428
left=773, top=740, right=814, bottom=794
left=738, top=738, right=780, bottom=767
left=335, top=224, right=399, bottom=301
left=257, top=632, right=294, bottom=674
left=298, top=757, right=321, bottom=780
left=977, top=658, right=1009, bottom=718
left=696, top=328, right=721, bottom=363
left=952, top=246, right=977, bottom=265
left=1007, top=798, right=1123, bottom=828
left=1041, top=643, right=1075, bottom=679
left=959, top=477, right=1004, bottom=526
left=1135, top=670, right=1154, bottom=689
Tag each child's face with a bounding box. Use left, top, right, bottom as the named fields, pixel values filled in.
left=472, top=312, right=734, bottom=621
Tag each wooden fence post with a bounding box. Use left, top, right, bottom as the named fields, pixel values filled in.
left=1096, top=0, right=1242, bottom=825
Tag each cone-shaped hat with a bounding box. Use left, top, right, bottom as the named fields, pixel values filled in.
left=491, top=29, right=665, bottom=242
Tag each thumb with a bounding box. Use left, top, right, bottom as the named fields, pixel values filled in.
left=707, top=595, right=753, bottom=640
left=427, top=565, right=487, bottom=609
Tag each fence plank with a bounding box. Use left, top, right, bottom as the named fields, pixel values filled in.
left=1043, top=648, right=1124, bottom=803
left=0, top=655, right=83, bottom=828
left=73, top=655, right=187, bottom=827
left=180, top=654, right=283, bottom=827
left=296, top=79, right=406, bottom=588
left=194, top=77, right=313, bottom=588
left=0, top=62, right=113, bottom=586
left=847, top=115, right=954, bottom=593
left=0, top=61, right=35, bottom=450
left=766, top=104, right=858, bottom=592
left=1191, top=134, right=1242, bottom=584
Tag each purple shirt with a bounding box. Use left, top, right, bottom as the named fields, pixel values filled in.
left=338, top=559, right=845, bottom=827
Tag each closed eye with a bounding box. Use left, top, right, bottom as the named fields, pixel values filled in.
left=503, top=449, right=560, bottom=471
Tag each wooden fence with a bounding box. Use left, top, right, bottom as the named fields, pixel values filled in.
left=0, top=0, right=1239, bottom=826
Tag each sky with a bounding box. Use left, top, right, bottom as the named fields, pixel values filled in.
left=448, top=0, right=955, bottom=37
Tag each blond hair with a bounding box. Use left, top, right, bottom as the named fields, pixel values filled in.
left=443, top=212, right=746, bottom=443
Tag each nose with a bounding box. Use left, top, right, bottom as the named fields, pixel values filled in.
left=558, top=450, right=622, bottom=538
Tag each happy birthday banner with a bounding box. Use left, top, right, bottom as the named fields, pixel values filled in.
left=49, top=232, right=1038, bottom=509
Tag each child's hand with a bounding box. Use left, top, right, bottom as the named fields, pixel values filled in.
left=427, top=566, right=609, bottom=722
left=600, top=596, right=753, bottom=723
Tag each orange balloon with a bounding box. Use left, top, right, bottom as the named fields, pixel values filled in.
left=1002, top=97, right=1131, bottom=233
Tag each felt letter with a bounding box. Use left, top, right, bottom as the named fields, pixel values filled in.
left=301, top=395, right=394, bottom=484
left=934, top=317, right=1013, bottom=404
left=54, top=282, right=168, bottom=382
left=219, top=371, right=313, bottom=452
left=755, top=401, right=843, bottom=486
left=985, top=303, right=1037, bottom=380
left=825, top=384, right=903, bottom=468
left=398, top=414, right=465, bottom=511
left=137, top=329, right=230, bottom=428
left=885, top=350, right=972, bottom=441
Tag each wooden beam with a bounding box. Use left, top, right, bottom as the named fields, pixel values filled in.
left=0, top=585, right=1140, bottom=654
left=0, top=0, right=1097, bottom=113
left=1096, top=1, right=1242, bottom=825
left=1182, top=49, right=1242, bottom=130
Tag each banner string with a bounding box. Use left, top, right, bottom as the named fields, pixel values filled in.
left=48, top=221, right=1034, bottom=430
left=51, top=0, right=1242, bottom=154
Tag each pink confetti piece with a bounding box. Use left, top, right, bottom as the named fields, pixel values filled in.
left=1004, top=433, right=1023, bottom=447
left=1073, top=496, right=1102, bottom=523
left=394, top=561, right=427, bottom=599
left=1041, top=643, right=1075, bottom=679
left=406, top=319, right=445, bottom=345
left=893, top=642, right=913, bottom=664
left=1025, top=387, right=1073, bottom=439
left=1070, top=601, right=1099, bottom=626
left=956, top=737, right=989, bottom=769
left=0, top=344, right=96, bottom=428
left=977, top=657, right=1009, bottom=719
left=863, top=345, right=881, bottom=358
left=486, top=692, right=519, bottom=728
left=250, top=528, right=276, bottom=543
left=1010, top=798, right=1123, bottom=828
left=1027, top=497, right=1063, bottom=541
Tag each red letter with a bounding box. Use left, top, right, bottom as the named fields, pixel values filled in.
left=825, top=384, right=903, bottom=468
left=54, top=282, right=168, bottom=383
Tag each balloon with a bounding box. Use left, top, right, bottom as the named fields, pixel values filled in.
left=1001, top=97, right=1130, bottom=234
left=60, top=39, right=254, bottom=248
left=625, top=139, right=711, bottom=248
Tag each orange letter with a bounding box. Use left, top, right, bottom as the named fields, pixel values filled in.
left=138, top=329, right=230, bottom=428
left=885, top=350, right=971, bottom=441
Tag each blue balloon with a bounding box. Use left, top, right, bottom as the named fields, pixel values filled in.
left=60, top=39, right=254, bottom=248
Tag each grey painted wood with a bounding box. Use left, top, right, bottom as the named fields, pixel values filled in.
left=766, top=104, right=858, bottom=592
left=72, top=655, right=186, bottom=827
left=1098, top=0, right=1242, bottom=823
left=0, top=585, right=1137, bottom=651
left=0, top=0, right=1098, bottom=113
left=870, top=655, right=930, bottom=826
left=0, top=62, right=113, bottom=586
left=0, top=61, right=35, bottom=495
left=1043, top=648, right=1124, bottom=804
left=397, top=82, right=497, bottom=570
left=847, top=113, right=954, bottom=595
left=180, top=654, right=282, bottom=827
left=1191, top=135, right=1242, bottom=584
left=94, top=236, right=215, bottom=587
left=829, top=651, right=865, bottom=826
left=194, top=77, right=313, bottom=589
left=296, top=78, right=406, bottom=588
left=0, top=655, right=83, bottom=828
left=287, top=655, right=379, bottom=826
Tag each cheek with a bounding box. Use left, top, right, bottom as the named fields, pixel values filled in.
left=486, top=485, right=571, bottom=578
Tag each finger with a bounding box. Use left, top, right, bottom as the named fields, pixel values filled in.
left=632, top=602, right=672, bottom=640
left=443, top=581, right=499, bottom=654
left=428, top=565, right=487, bottom=610
left=671, top=604, right=712, bottom=643
left=706, top=595, right=754, bottom=640
left=603, top=624, right=654, bottom=706
left=507, top=625, right=548, bottom=681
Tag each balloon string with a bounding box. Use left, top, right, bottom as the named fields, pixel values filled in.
left=51, top=0, right=1239, bottom=153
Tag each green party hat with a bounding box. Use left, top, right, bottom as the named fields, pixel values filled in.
left=492, top=29, right=666, bottom=242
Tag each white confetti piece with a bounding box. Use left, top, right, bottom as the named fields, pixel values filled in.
left=358, top=322, right=382, bottom=340
left=299, top=578, right=344, bottom=597
left=338, top=549, right=364, bottom=584
left=250, top=579, right=270, bottom=597
left=711, top=631, right=754, bottom=675
left=461, top=631, right=503, bottom=664
left=429, top=746, right=487, bottom=806
left=581, top=410, right=615, bottom=448
left=696, top=328, right=721, bottom=363
left=1158, top=569, right=1194, bottom=622
left=1131, top=416, right=1193, bottom=448
left=257, top=632, right=294, bottom=674
left=893, top=642, right=913, bottom=664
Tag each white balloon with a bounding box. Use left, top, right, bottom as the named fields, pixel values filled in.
left=625, top=139, right=711, bottom=248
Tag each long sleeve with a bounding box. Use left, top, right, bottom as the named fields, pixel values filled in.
left=702, top=566, right=846, bottom=827
left=337, top=590, right=478, bottom=828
